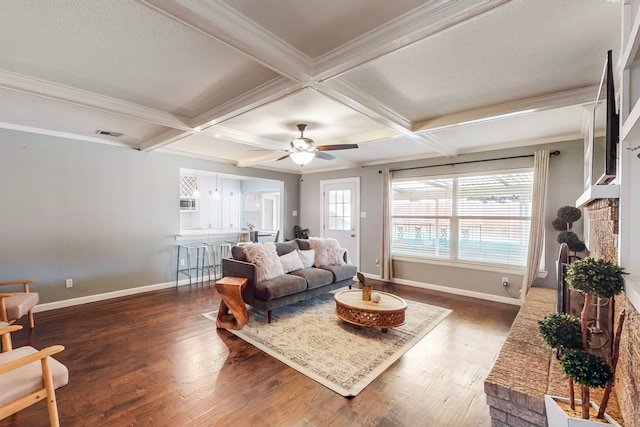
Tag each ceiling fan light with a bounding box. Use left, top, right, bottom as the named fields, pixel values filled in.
left=290, top=151, right=315, bottom=166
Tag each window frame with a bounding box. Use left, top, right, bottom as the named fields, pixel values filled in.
left=390, top=167, right=535, bottom=270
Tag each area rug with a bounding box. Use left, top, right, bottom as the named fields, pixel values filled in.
left=202, top=292, right=451, bottom=396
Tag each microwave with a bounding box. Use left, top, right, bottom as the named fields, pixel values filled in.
left=180, top=198, right=197, bottom=211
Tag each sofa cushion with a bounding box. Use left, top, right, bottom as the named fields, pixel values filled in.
left=297, top=249, right=315, bottom=268
left=280, top=250, right=304, bottom=273
left=309, top=237, right=346, bottom=267
left=255, top=274, right=307, bottom=301
left=243, top=243, right=284, bottom=283
left=290, top=268, right=334, bottom=290
left=275, top=241, right=299, bottom=256
left=320, top=264, right=358, bottom=282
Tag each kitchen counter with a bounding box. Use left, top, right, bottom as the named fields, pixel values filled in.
left=176, top=229, right=250, bottom=242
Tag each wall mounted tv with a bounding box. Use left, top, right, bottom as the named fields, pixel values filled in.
left=592, top=49, right=619, bottom=185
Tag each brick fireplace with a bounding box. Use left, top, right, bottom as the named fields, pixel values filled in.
left=586, top=197, right=639, bottom=427
left=485, top=197, right=639, bottom=427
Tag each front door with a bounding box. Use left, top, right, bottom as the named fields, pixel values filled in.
left=321, top=178, right=359, bottom=266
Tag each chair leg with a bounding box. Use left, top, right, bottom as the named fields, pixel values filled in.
left=41, top=358, right=60, bottom=427
left=29, top=310, right=35, bottom=329
left=267, top=310, right=272, bottom=324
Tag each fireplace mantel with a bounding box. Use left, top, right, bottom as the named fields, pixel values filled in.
left=575, top=184, right=619, bottom=208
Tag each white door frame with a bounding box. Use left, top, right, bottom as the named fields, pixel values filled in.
left=320, top=177, right=360, bottom=267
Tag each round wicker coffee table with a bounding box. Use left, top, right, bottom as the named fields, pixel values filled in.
left=334, top=289, right=407, bottom=332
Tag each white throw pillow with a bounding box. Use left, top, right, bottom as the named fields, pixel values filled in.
left=280, top=250, right=304, bottom=273
left=297, top=249, right=315, bottom=268
left=243, top=243, right=285, bottom=282
left=309, top=237, right=346, bottom=267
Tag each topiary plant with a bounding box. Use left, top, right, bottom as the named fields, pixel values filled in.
left=552, top=206, right=587, bottom=253
left=555, top=257, right=627, bottom=420
left=538, top=312, right=584, bottom=351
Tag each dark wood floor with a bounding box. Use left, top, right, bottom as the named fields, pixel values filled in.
left=1, top=279, right=519, bottom=427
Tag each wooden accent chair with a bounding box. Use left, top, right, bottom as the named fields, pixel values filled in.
left=0, top=324, right=68, bottom=427
left=0, top=280, right=39, bottom=328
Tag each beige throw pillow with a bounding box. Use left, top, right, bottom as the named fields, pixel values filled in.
left=297, top=249, right=315, bottom=268
left=309, top=237, right=346, bottom=267
left=280, top=250, right=304, bottom=273
left=243, top=243, right=284, bottom=282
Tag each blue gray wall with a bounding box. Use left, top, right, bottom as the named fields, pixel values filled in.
left=0, top=128, right=300, bottom=304
left=300, top=140, right=585, bottom=302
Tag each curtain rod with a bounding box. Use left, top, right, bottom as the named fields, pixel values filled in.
left=387, top=150, right=560, bottom=173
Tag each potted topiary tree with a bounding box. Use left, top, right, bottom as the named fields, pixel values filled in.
left=552, top=206, right=587, bottom=253
left=539, top=256, right=626, bottom=425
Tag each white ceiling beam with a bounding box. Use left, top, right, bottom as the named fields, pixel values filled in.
left=313, top=0, right=511, bottom=81
left=190, top=77, right=303, bottom=130
left=139, top=129, right=195, bottom=151
left=0, top=69, right=192, bottom=130
left=236, top=152, right=287, bottom=168
left=141, top=0, right=313, bottom=82
left=316, top=80, right=457, bottom=156
left=413, top=85, right=599, bottom=132
left=201, top=125, right=287, bottom=150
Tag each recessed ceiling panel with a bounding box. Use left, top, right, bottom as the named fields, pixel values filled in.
left=215, top=89, right=391, bottom=147
left=0, top=0, right=279, bottom=117
left=341, top=0, right=619, bottom=122
left=221, top=0, right=425, bottom=58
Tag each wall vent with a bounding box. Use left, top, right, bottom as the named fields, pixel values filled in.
left=95, top=130, right=124, bottom=137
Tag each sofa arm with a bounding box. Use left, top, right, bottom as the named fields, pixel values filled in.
left=222, top=258, right=258, bottom=301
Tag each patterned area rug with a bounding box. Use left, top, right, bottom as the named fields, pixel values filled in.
left=203, top=291, right=451, bottom=396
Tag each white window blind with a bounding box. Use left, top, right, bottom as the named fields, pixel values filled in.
left=391, top=170, right=533, bottom=266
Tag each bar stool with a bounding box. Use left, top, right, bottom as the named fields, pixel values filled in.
left=176, top=243, right=211, bottom=287
left=205, top=241, right=233, bottom=280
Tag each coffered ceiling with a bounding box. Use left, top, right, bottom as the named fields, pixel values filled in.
left=0, top=0, right=620, bottom=173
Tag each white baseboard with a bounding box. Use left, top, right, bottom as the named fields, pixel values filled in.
left=33, top=279, right=197, bottom=313
left=34, top=273, right=521, bottom=313
left=361, top=273, right=522, bottom=306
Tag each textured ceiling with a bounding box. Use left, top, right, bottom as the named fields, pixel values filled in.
left=0, top=0, right=621, bottom=173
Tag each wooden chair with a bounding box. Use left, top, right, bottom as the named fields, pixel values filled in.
left=0, top=324, right=69, bottom=427
left=0, top=280, right=39, bottom=329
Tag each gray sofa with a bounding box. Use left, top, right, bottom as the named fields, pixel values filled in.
left=222, top=239, right=357, bottom=322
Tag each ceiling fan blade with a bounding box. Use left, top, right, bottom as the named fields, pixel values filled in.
left=315, top=151, right=335, bottom=160
left=275, top=154, right=291, bottom=161
left=317, top=144, right=359, bottom=151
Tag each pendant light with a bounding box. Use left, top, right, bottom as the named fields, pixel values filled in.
left=213, top=173, right=220, bottom=200
left=192, top=172, right=200, bottom=199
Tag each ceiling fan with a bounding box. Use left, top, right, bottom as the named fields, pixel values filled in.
left=279, top=124, right=358, bottom=166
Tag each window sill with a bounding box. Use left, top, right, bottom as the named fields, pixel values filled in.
left=393, top=254, right=547, bottom=278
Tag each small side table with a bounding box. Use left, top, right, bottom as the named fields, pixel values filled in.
left=214, top=277, right=248, bottom=330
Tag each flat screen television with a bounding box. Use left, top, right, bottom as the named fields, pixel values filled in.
left=593, top=49, right=619, bottom=185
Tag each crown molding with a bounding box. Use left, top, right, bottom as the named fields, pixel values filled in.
left=0, top=69, right=191, bottom=130
left=312, top=0, right=510, bottom=81
left=0, top=122, right=135, bottom=147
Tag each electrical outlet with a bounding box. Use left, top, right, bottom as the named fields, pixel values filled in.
left=501, top=277, right=509, bottom=287
left=65, top=279, right=73, bottom=288
left=375, top=259, right=380, bottom=267
left=180, top=259, right=185, bottom=267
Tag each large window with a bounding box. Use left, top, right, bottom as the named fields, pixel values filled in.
left=391, top=170, right=533, bottom=267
